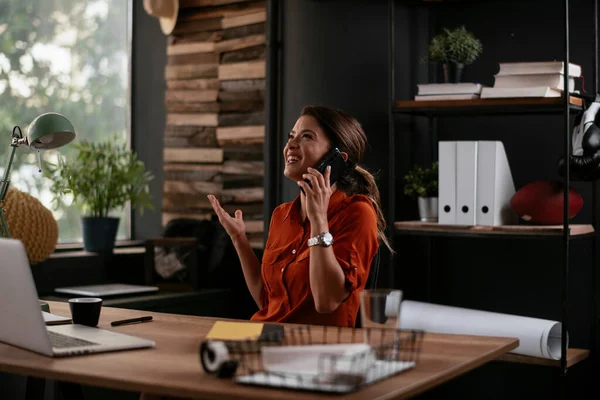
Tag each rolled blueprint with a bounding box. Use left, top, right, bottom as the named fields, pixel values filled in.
left=398, top=300, right=564, bottom=359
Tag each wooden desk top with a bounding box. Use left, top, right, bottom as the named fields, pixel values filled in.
left=0, top=302, right=518, bottom=400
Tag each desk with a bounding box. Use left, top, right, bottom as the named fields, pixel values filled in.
left=0, top=302, right=518, bottom=400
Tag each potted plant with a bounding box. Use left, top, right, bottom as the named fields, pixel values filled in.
left=46, top=137, right=154, bottom=252
left=404, top=162, right=439, bottom=222
left=426, top=26, right=483, bottom=83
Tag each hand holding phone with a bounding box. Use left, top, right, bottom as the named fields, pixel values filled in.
left=302, top=147, right=349, bottom=191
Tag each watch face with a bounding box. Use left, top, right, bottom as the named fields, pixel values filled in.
left=321, top=232, right=333, bottom=246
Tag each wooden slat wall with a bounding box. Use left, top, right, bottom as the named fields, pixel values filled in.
left=163, top=0, right=266, bottom=248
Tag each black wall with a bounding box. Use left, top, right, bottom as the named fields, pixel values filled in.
left=280, top=0, right=597, bottom=398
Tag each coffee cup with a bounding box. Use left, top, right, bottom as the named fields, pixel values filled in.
left=69, top=298, right=103, bottom=327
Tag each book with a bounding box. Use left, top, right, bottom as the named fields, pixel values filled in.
left=480, top=87, right=562, bottom=99
left=493, top=73, right=575, bottom=91
left=43, top=311, right=72, bottom=326
left=496, top=61, right=581, bottom=77
left=414, top=94, right=480, bottom=101
left=205, top=321, right=284, bottom=352
left=417, top=83, right=485, bottom=96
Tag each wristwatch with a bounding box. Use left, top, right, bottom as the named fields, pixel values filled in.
left=307, top=231, right=334, bottom=247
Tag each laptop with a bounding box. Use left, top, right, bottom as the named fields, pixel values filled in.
left=55, top=283, right=159, bottom=297
left=0, top=238, right=156, bottom=357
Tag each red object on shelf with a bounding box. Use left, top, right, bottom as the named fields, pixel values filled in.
left=510, top=180, right=584, bottom=224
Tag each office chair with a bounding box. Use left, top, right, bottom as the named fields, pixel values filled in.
left=355, top=248, right=380, bottom=328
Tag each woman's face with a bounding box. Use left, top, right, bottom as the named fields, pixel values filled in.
left=283, top=115, right=332, bottom=182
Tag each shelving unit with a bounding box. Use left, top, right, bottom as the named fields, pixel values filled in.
left=387, top=0, right=599, bottom=385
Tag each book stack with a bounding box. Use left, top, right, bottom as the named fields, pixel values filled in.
left=162, top=0, right=266, bottom=249
left=414, top=83, right=485, bottom=101
left=480, top=61, right=582, bottom=99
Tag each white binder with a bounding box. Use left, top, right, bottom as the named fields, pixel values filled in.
left=438, top=141, right=457, bottom=224
left=475, top=141, right=518, bottom=226
left=455, top=141, right=478, bottom=225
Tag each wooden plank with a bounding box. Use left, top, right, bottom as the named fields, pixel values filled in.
left=220, top=78, right=265, bottom=92
left=163, top=163, right=223, bottom=182
left=164, top=148, right=224, bottom=164
left=164, top=180, right=223, bottom=195
left=221, top=45, right=265, bottom=64
left=393, top=221, right=595, bottom=237
left=221, top=11, right=267, bottom=29
left=165, top=125, right=216, bottom=139
left=162, top=212, right=211, bottom=227
left=165, top=64, right=218, bottom=80
left=178, top=1, right=265, bottom=22
left=166, top=78, right=219, bottom=90
left=166, top=113, right=219, bottom=127
left=218, top=112, right=264, bottom=127
left=218, top=60, right=265, bottom=80
left=216, top=125, right=264, bottom=146
left=224, top=144, right=263, bottom=161
left=221, top=22, right=265, bottom=40
left=214, top=34, right=266, bottom=54
left=172, top=18, right=222, bottom=35
left=165, top=101, right=220, bottom=113
left=223, top=161, right=264, bottom=176
left=221, top=187, right=264, bottom=203
left=497, top=348, right=589, bottom=368
left=168, top=52, right=219, bottom=66
left=218, top=89, right=265, bottom=102
left=220, top=100, right=263, bottom=112
left=163, top=193, right=213, bottom=211
left=180, top=0, right=255, bottom=8
left=167, top=42, right=216, bottom=56
left=171, top=30, right=224, bottom=43
left=222, top=175, right=263, bottom=189
left=165, top=90, right=219, bottom=103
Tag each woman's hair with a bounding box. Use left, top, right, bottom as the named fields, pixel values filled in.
left=300, top=105, right=394, bottom=254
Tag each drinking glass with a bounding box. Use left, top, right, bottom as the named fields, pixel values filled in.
left=359, top=289, right=403, bottom=359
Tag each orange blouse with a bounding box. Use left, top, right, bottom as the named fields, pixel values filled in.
left=251, top=190, right=379, bottom=327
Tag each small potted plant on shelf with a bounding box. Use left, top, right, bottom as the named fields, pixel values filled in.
left=46, top=137, right=154, bottom=253
left=426, top=26, right=483, bottom=83
left=404, top=162, right=439, bottom=222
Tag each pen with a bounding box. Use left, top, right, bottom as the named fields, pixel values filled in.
left=111, top=316, right=153, bottom=326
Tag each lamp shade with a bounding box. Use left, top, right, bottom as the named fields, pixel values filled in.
left=27, top=112, right=76, bottom=150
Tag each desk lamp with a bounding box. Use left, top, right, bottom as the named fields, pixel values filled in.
left=0, top=112, right=76, bottom=237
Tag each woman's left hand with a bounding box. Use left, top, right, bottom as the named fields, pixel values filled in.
left=298, top=166, right=332, bottom=226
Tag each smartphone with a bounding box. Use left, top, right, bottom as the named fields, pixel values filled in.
left=303, top=147, right=349, bottom=190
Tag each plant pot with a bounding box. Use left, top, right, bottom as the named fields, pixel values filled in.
left=442, top=63, right=465, bottom=83
left=82, top=217, right=120, bottom=253
left=418, top=197, right=438, bottom=222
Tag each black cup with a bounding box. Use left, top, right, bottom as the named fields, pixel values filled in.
left=69, top=298, right=103, bottom=327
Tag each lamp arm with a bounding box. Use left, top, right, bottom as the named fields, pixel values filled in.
left=0, top=126, right=26, bottom=238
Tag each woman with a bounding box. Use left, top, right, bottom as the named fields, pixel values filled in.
left=208, top=105, right=393, bottom=327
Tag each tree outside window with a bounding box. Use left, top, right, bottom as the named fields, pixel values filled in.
left=0, top=0, right=131, bottom=243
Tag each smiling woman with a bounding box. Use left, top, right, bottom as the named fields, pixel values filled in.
left=208, top=105, right=392, bottom=328
left=0, top=0, right=131, bottom=244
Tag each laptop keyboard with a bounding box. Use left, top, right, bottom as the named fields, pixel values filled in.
left=48, top=331, right=100, bottom=348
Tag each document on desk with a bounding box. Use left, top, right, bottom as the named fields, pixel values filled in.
left=42, top=311, right=72, bottom=325
left=398, top=300, right=562, bottom=360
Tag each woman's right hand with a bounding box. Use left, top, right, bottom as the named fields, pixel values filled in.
left=207, top=194, right=246, bottom=242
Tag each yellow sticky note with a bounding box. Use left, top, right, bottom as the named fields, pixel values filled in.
left=205, top=321, right=264, bottom=341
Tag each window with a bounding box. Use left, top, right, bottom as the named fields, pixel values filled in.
left=0, top=0, right=131, bottom=243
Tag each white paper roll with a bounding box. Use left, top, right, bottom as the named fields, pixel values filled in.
left=398, top=300, right=564, bottom=360
left=201, top=341, right=230, bottom=373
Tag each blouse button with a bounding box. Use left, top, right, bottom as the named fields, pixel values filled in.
left=292, top=249, right=296, bottom=254
left=281, top=267, right=284, bottom=272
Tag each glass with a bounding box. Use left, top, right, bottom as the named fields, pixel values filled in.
left=359, top=289, right=403, bottom=359
left=0, top=0, right=131, bottom=243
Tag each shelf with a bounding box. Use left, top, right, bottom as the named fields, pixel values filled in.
left=497, top=348, right=589, bottom=368
left=394, top=221, right=595, bottom=239
left=393, top=97, right=583, bottom=117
